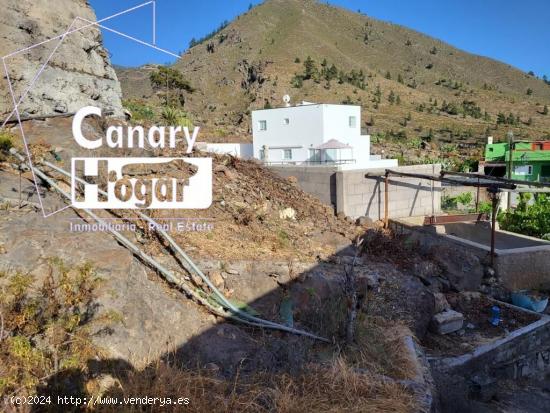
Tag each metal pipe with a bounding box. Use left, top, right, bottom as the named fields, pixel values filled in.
left=384, top=171, right=389, bottom=228
left=489, top=188, right=499, bottom=267
left=442, top=170, right=549, bottom=188
left=387, top=169, right=516, bottom=189
left=507, top=131, right=514, bottom=210
left=33, top=156, right=329, bottom=342
left=476, top=177, right=480, bottom=212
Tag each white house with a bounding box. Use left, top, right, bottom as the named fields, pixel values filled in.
left=251, top=103, right=397, bottom=169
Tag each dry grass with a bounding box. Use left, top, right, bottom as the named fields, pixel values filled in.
left=129, top=152, right=361, bottom=262
left=99, top=356, right=418, bottom=413
left=0, top=257, right=418, bottom=413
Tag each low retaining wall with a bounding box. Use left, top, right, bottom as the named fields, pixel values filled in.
left=390, top=218, right=550, bottom=291
left=269, top=164, right=442, bottom=220
left=430, top=314, right=550, bottom=381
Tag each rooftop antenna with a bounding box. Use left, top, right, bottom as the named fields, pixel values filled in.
left=283, top=94, right=291, bottom=107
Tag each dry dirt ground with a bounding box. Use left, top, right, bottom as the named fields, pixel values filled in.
left=0, top=118, right=439, bottom=412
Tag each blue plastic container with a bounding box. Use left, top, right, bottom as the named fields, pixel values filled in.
left=490, top=306, right=501, bottom=326
left=511, top=291, right=549, bottom=313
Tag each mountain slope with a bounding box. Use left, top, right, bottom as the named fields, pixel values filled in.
left=117, top=0, right=550, bottom=162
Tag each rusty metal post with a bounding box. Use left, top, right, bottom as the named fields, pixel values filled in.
left=489, top=187, right=499, bottom=267
left=384, top=172, right=389, bottom=228
left=475, top=177, right=480, bottom=212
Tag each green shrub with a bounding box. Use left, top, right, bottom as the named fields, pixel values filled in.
left=442, top=195, right=458, bottom=210
left=499, top=194, right=550, bottom=240
left=122, top=100, right=155, bottom=122
left=0, top=130, right=14, bottom=151
left=161, top=106, right=193, bottom=127
left=456, top=192, right=473, bottom=207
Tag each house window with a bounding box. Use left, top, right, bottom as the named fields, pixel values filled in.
left=259, top=120, right=267, bottom=131
left=309, top=149, right=320, bottom=162
left=534, top=143, right=543, bottom=150
left=349, top=116, right=357, bottom=128
left=283, top=118, right=290, bottom=125
left=283, top=149, right=292, bottom=160
left=514, top=165, right=533, bottom=176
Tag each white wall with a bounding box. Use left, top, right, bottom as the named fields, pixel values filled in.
left=252, top=104, right=397, bottom=169
left=252, top=104, right=325, bottom=163
left=201, top=143, right=253, bottom=159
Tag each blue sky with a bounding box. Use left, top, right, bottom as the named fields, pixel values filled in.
left=89, top=0, right=550, bottom=77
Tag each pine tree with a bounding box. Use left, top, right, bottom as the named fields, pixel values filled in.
left=385, top=71, right=392, bottom=80
left=303, top=56, right=317, bottom=80
left=543, top=105, right=549, bottom=115
left=397, top=74, right=404, bottom=84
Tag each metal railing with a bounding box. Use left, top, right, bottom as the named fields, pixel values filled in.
left=264, top=159, right=356, bottom=166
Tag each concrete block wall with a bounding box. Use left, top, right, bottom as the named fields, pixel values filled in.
left=268, top=165, right=338, bottom=206
left=336, top=164, right=442, bottom=220
left=269, top=164, right=441, bottom=221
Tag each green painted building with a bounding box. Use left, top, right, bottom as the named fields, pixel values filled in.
left=483, top=140, right=550, bottom=183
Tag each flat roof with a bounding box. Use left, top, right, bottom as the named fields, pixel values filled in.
left=252, top=103, right=360, bottom=112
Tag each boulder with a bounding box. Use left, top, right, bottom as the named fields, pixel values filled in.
left=0, top=0, right=124, bottom=118
left=430, top=310, right=464, bottom=335
left=433, top=293, right=451, bottom=313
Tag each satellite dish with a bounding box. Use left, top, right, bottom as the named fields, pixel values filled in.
left=283, top=94, right=291, bottom=107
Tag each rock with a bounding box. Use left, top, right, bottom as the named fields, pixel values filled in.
left=279, top=207, right=296, bottom=220
left=287, top=176, right=298, bottom=186
left=190, top=272, right=204, bottom=287
left=90, top=374, right=121, bottom=397
left=214, top=165, right=236, bottom=181
left=203, top=362, right=220, bottom=374
left=209, top=271, right=225, bottom=289
left=431, top=245, right=484, bottom=291
left=469, top=375, right=498, bottom=402
left=430, top=310, right=464, bottom=335
left=433, top=293, right=451, bottom=313
left=460, top=291, right=481, bottom=301
left=54, top=102, right=68, bottom=113
left=355, top=216, right=373, bottom=227
left=0, top=0, right=124, bottom=118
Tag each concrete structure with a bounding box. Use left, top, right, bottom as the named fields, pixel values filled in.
left=431, top=311, right=549, bottom=380
left=431, top=310, right=464, bottom=335
left=270, top=163, right=441, bottom=220
left=251, top=103, right=397, bottom=170
left=391, top=218, right=550, bottom=290
left=430, top=305, right=550, bottom=412
left=196, top=142, right=254, bottom=159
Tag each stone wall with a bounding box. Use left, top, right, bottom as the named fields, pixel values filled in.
left=0, top=0, right=123, bottom=119
left=431, top=315, right=550, bottom=381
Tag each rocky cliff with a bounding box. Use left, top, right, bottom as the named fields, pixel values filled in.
left=0, top=0, right=123, bottom=120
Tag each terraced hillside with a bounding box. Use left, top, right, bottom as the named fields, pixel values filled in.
left=117, top=0, right=550, bottom=166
